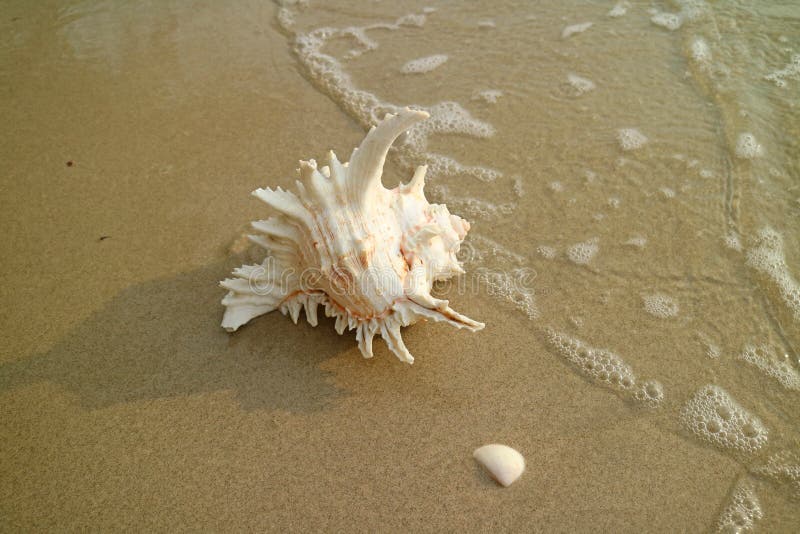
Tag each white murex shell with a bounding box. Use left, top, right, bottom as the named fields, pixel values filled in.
left=219, top=108, right=484, bottom=363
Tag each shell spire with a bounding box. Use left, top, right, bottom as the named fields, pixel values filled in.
left=220, top=107, right=484, bottom=363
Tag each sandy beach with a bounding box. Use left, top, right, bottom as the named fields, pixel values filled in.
left=2, top=1, right=799, bottom=531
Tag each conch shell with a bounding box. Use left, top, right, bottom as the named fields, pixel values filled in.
left=220, top=108, right=484, bottom=363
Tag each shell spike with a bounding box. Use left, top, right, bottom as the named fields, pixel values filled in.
left=327, top=150, right=346, bottom=185
left=346, top=107, right=430, bottom=205
left=334, top=314, right=348, bottom=335
left=406, top=165, right=427, bottom=194
left=356, top=322, right=376, bottom=359
left=304, top=295, right=319, bottom=326
left=380, top=320, right=414, bottom=364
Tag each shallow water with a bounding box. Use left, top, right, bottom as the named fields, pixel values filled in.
left=2, top=0, right=799, bottom=531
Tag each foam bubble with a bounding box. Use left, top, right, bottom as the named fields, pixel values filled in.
left=735, top=133, right=763, bottom=159
left=643, top=294, right=679, bottom=318
left=745, top=227, right=800, bottom=322
left=277, top=7, right=295, bottom=29
left=699, top=168, right=714, bottom=178
left=740, top=343, right=800, bottom=391
left=562, top=22, right=593, bottom=39
left=420, top=153, right=500, bottom=183
left=567, top=238, right=599, bottom=265
left=690, top=36, right=712, bottom=64
left=607, top=2, right=630, bottom=18
left=477, top=20, right=496, bottom=29
left=633, top=379, right=665, bottom=408
left=723, top=232, right=742, bottom=251
left=290, top=12, right=501, bottom=184
left=698, top=332, right=721, bottom=359
left=716, top=481, right=763, bottom=533
left=617, top=128, right=648, bottom=151
left=401, top=54, right=448, bottom=74
left=706, top=343, right=721, bottom=359
left=466, top=234, right=538, bottom=319
left=651, top=12, right=683, bottom=31
left=543, top=329, right=664, bottom=406
left=680, top=385, right=769, bottom=454
left=537, top=245, right=557, bottom=260
left=624, top=235, right=647, bottom=248
left=659, top=187, right=676, bottom=199
left=752, top=450, right=800, bottom=499
left=765, top=53, right=800, bottom=88
left=512, top=176, right=524, bottom=197
left=436, top=185, right=515, bottom=220
left=566, top=73, right=596, bottom=96
left=471, top=89, right=503, bottom=104
left=608, top=197, right=621, bottom=208
left=549, top=181, right=564, bottom=193
left=397, top=13, right=426, bottom=28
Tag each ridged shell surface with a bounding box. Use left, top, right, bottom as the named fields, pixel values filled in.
left=220, top=108, right=484, bottom=363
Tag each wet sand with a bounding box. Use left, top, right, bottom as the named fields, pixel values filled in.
left=2, top=1, right=799, bottom=531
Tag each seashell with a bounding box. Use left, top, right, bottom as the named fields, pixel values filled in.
left=473, top=444, right=525, bottom=487
left=219, top=108, right=484, bottom=363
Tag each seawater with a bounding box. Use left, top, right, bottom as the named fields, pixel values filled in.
left=277, top=0, right=800, bottom=529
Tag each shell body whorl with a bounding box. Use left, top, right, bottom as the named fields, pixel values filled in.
left=220, top=108, right=484, bottom=363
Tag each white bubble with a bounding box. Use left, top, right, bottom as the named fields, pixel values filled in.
left=659, top=187, right=676, bottom=199
left=466, top=234, right=538, bottom=319
left=608, top=197, right=621, bottom=208
left=543, top=329, right=664, bottom=407
left=397, top=13, right=426, bottom=27
left=740, top=343, right=800, bottom=391
left=716, top=480, right=763, bottom=533
left=567, top=73, right=596, bottom=95
left=290, top=13, right=501, bottom=185
left=401, top=54, right=448, bottom=74
left=690, top=36, right=712, bottom=64
left=439, top=187, right=515, bottom=221
left=567, top=238, right=599, bottom=265
left=549, top=181, right=564, bottom=193
left=752, top=450, right=800, bottom=499
left=607, top=2, right=630, bottom=18
left=477, top=20, right=496, bottom=29
left=746, top=227, right=800, bottom=322
left=697, top=332, right=722, bottom=359
left=723, top=232, right=742, bottom=251
left=765, top=53, right=800, bottom=87
left=624, top=235, right=647, bottom=248
left=562, top=22, right=593, bottom=39
left=617, top=128, right=648, bottom=151
left=680, top=385, right=769, bottom=454
left=735, top=133, right=763, bottom=159
left=471, top=89, right=503, bottom=104
left=512, top=176, right=525, bottom=197
left=643, top=294, right=679, bottom=318
left=633, top=379, right=665, bottom=408
left=651, top=12, right=683, bottom=31
left=537, top=245, right=557, bottom=260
